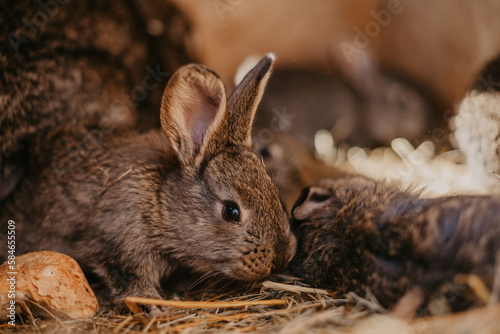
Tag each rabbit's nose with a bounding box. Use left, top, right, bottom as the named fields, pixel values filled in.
left=237, top=246, right=275, bottom=280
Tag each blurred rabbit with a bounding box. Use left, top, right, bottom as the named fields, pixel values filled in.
left=452, top=54, right=500, bottom=191
left=253, top=48, right=439, bottom=151
left=246, top=49, right=437, bottom=210
left=290, top=173, right=500, bottom=310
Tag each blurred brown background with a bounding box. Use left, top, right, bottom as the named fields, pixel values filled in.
left=169, top=0, right=500, bottom=112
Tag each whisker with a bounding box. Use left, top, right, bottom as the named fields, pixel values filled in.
left=275, top=145, right=302, bottom=186
left=182, top=271, right=218, bottom=297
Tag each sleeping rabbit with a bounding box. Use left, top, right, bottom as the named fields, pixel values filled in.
left=290, top=173, right=500, bottom=309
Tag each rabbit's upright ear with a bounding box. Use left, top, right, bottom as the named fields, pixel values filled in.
left=222, top=53, right=275, bottom=147
left=160, top=64, right=227, bottom=165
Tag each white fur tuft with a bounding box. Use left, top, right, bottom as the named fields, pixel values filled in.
left=234, top=55, right=262, bottom=87
left=265, top=52, right=276, bottom=62
left=452, top=90, right=500, bottom=189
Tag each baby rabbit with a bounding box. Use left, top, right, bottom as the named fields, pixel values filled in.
left=253, top=49, right=439, bottom=151
left=290, top=173, right=500, bottom=308
left=0, top=55, right=296, bottom=315
left=452, top=54, right=500, bottom=191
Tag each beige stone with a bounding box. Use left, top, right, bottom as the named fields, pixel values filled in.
left=0, top=251, right=98, bottom=319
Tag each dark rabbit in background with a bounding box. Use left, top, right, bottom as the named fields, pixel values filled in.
left=290, top=174, right=500, bottom=309
left=249, top=48, right=439, bottom=209
left=287, top=52, right=500, bottom=311
left=0, top=54, right=296, bottom=315
left=253, top=47, right=439, bottom=150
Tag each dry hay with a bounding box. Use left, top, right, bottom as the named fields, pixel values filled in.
left=2, top=139, right=500, bottom=333
left=2, top=275, right=499, bottom=334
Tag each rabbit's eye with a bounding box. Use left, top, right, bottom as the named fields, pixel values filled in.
left=222, top=201, right=240, bottom=223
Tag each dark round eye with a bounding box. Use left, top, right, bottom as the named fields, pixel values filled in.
left=259, top=147, right=272, bottom=159
left=222, top=201, right=240, bottom=223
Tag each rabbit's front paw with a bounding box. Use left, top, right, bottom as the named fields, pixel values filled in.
left=141, top=304, right=168, bottom=318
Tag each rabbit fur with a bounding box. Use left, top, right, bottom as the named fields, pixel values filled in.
left=0, top=54, right=297, bottom=315
left=249, top=50, right=438, bottom=209
left=0, top=0, right=178, bottom=202
left=290, top=173, right=500, bottom=309
left=452, top=54, right=500, bottom=191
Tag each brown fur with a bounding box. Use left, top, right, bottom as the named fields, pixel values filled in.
left=168, top=0, right=376, bottom=82
left=375, top=0, right=500, bottom=110
left=0, top=0, right=191, bottom=201
left=289, top=174, right=500, bottom=309
left=252, top=63, right=438, bottom=208
left=171, top=0, right=500, bottom=111
left=0, top=55, right=296, bottom=316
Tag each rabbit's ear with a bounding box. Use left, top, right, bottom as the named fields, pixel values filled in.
left=223, top=53, right=275, bottom=147
left=330, top=42, right=380, bottom=97
left=292, top=187, right=332, bottom=221
left=160, top=64, right=227, bottom=165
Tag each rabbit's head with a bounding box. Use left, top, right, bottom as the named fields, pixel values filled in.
left=287, top=174, right=383, bottom=293
left=157, top=54, right=296, bottom=281
left=290, top=174, right=417, bottom=230
left=288, top=174, right=421, bottom=301
left=291, top=174, right=381, bottom=223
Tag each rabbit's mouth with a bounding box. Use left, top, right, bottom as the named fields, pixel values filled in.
left=220, top=247, right=277, bottom=281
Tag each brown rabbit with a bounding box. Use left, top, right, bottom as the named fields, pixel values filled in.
left=289, top=173, right=500, bottom=309
left=0, top=54, right=296, bottom=315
